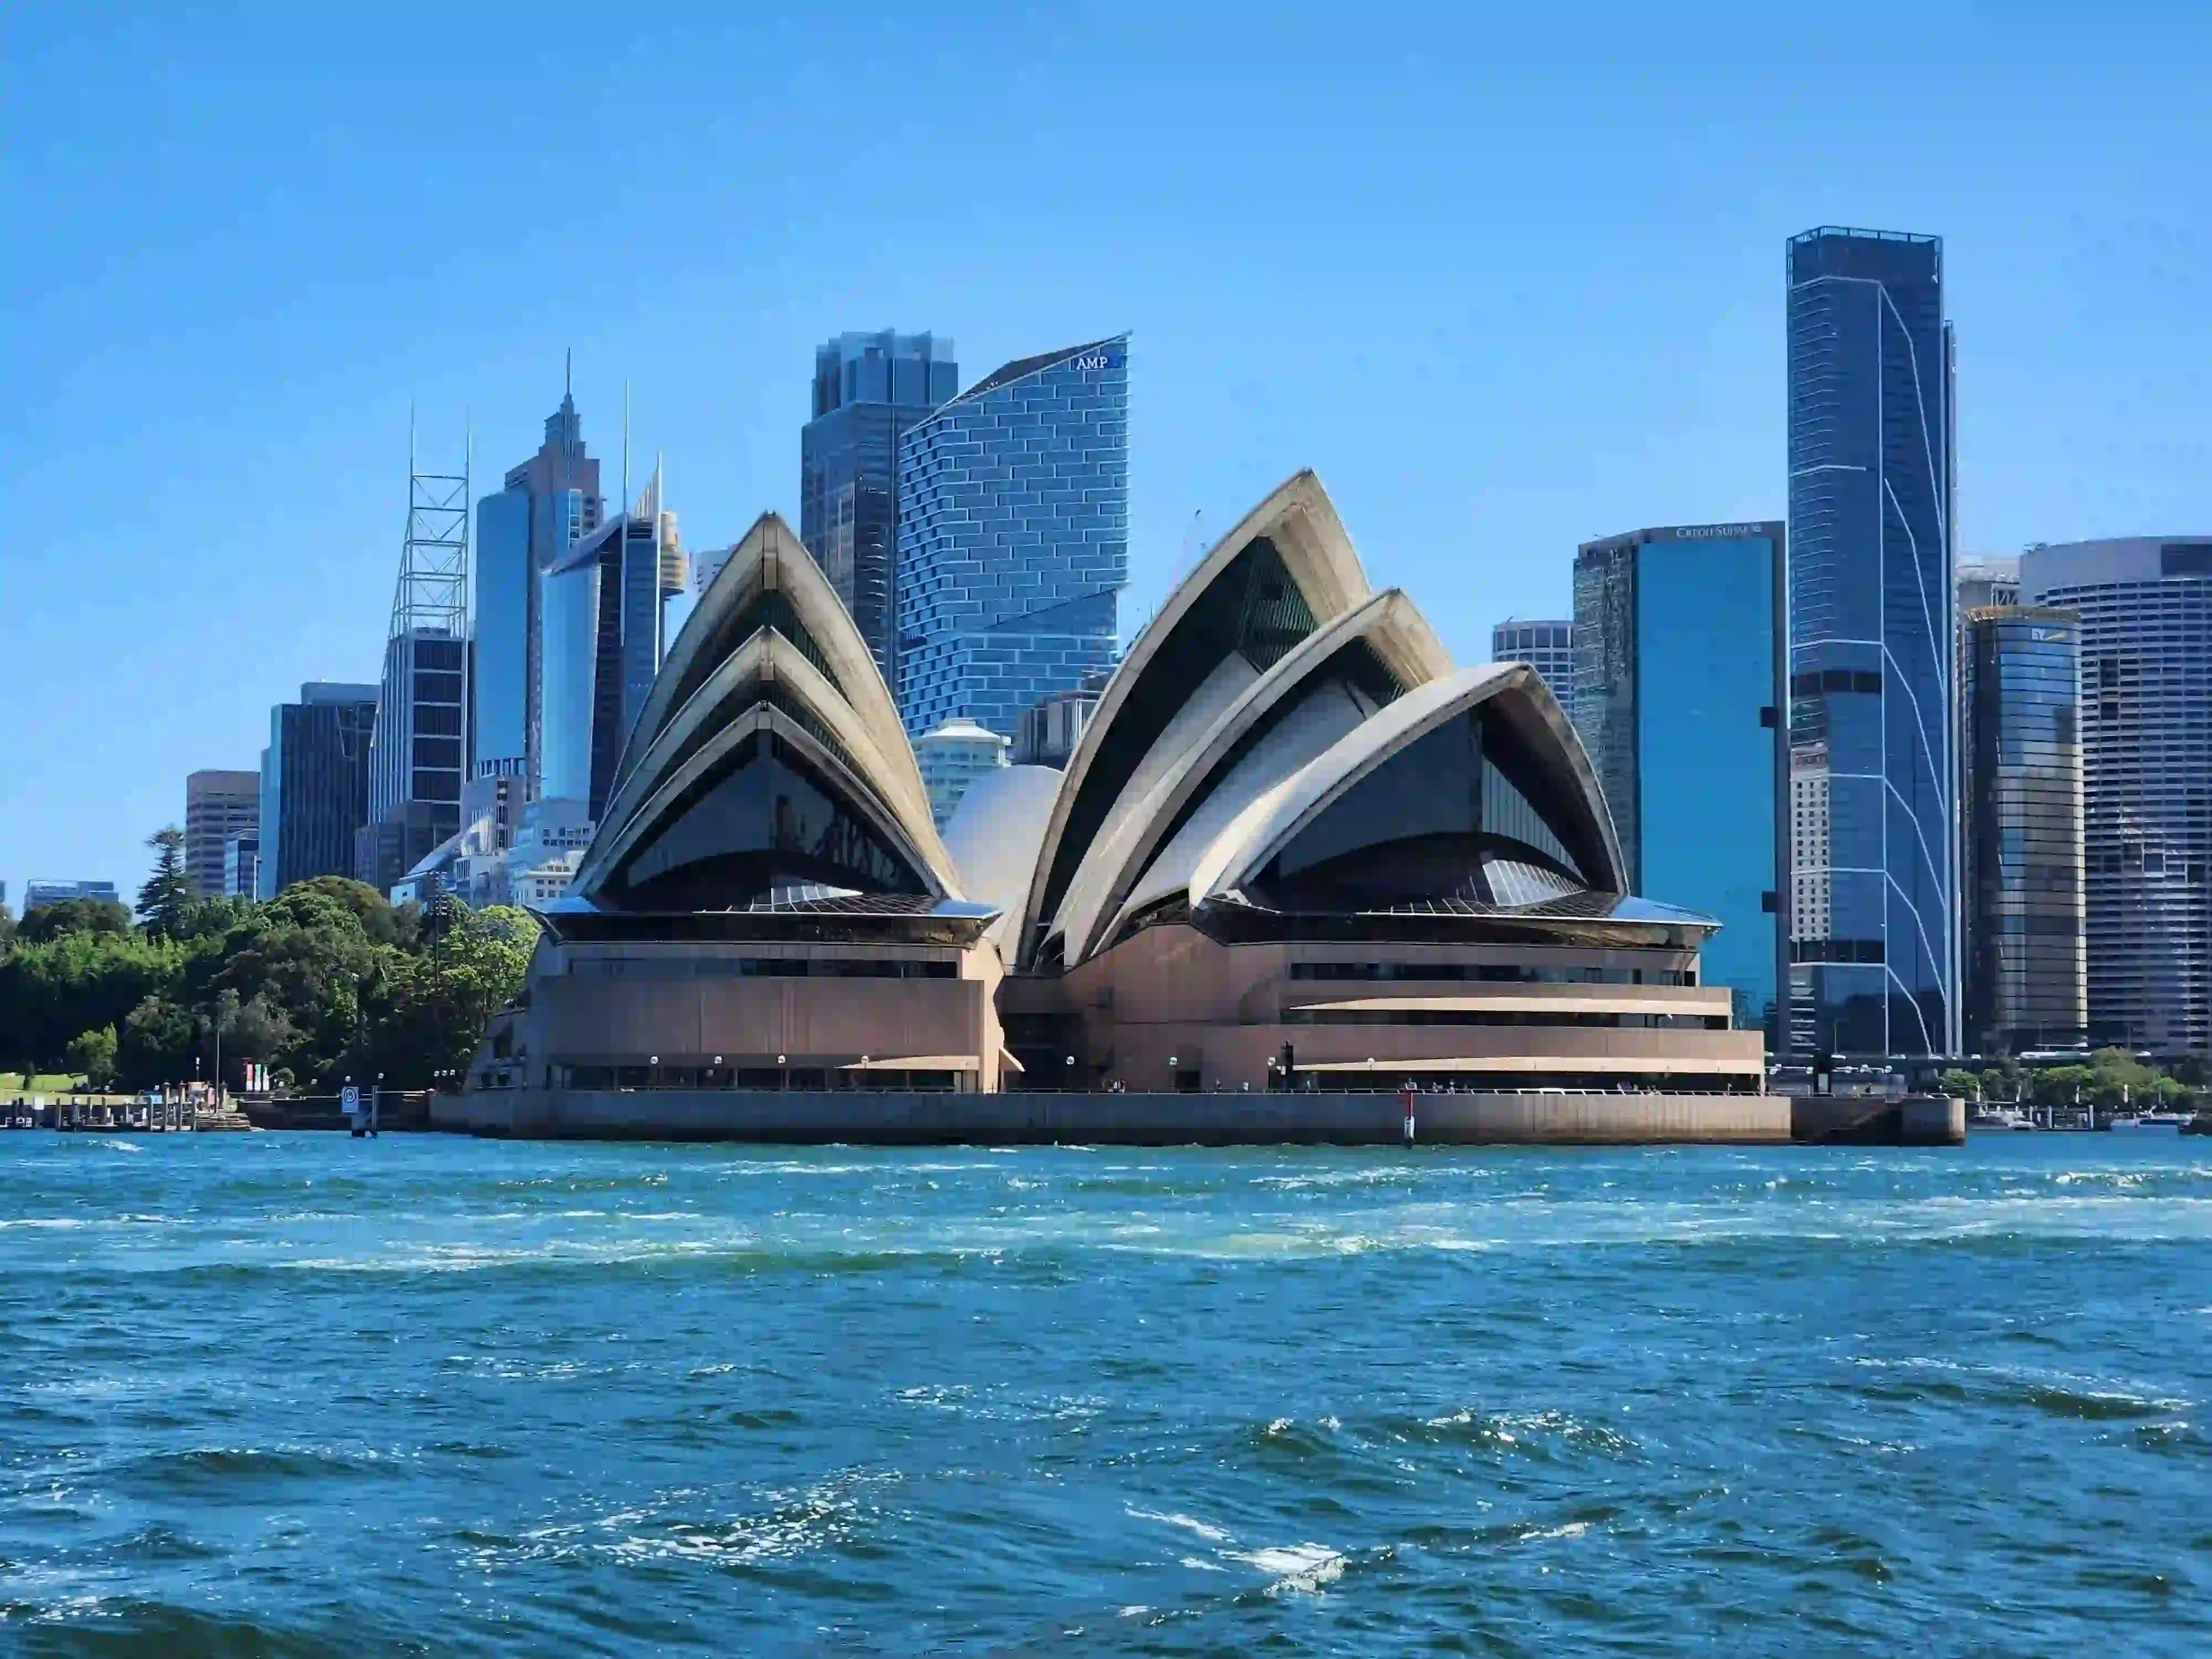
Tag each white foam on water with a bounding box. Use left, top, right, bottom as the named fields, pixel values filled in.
left=1520, top=1521, right=1589, bottom=1542
left=1233, top=1543, right=1344, bottom=1594
left=1126, top=1506, right=1233, bottom=1545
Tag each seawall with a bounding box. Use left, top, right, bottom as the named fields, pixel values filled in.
left=432, top=1088, right=1792, bottom=1146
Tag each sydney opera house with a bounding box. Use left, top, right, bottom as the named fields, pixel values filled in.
left=465, top=474, right=1767, bottom=1123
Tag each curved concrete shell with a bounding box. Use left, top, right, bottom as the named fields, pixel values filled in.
left=1191, top=662, right=1626, bottom=914
left=1046, top=588, right=1454, bottom=966
left=573, top=512, right=955, bottom=908
left=1017, top=471, right=1375, bottom=967
left=942, top=764, right=1066, bottom=954
left=573, top=630, right=959, bottom=909
left=615, top=512, right=934, bottom=844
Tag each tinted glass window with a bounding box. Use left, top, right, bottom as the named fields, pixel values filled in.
left=1255, top=706, right=1592, bottom=909
left=611, top=733, right=925, bottom=908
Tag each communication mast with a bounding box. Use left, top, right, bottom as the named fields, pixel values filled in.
left=364, top=412, right=474, bottom=874
left=392, top=410, right=471, bottom=640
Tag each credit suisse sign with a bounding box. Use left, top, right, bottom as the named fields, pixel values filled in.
left=1665, top=523, right=1775, bottom=540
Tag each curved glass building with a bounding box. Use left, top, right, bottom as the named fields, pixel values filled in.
left=1786, top=227, right=1957, bottom=1058
left=893, top=337, right=1128, bottom=740
left=2023, top=538, right=2212, bottom=1056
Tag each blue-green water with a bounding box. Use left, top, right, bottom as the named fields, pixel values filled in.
left=2, top=1134, right=2208, bottom=1656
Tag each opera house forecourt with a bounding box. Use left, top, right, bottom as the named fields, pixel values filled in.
left=449, top=474, right=1786, bottom=1144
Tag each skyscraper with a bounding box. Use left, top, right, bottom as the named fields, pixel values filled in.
left=258, top=683, right=378, bottom=898
left=493, top=366, right=604, bottom=795
left=1786, top=227, right=1957, bottom=1058
left=1490, top=618, right=1575, bottom=703
left=359, top=440, right=472, bottom=895
left=801, top=331, right=958, bottom=682
left=2022, top=538, right=2212, bottom=1055
left=1960, top=606, right=2086, bottom=1054
left=184, top=769, right=260, bottom=900
left=541, top=467, right=686, bottom=818
left=1572, top=523, right=1787, bottom=1040
left=894, top=335, right=1128, bottom=739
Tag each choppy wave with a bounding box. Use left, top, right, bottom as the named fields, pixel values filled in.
left=2, top=1134, right=2208, bottom=1651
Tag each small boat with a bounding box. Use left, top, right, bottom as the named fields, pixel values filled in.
left=1968, top=1105, right=2036, bottom=1132
left=2106, top=1112, right=2190, bottom=1132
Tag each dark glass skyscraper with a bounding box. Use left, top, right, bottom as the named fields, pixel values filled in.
left=258, top=682, right=378, bottom=898
left=801, top=332, right=958, bottom=685
left=542, top=472, right=685, bottom=820
left=1573, top=523, right=1787, bottom=1041
left=1786, top=228, right=1958, bottom=1058
left=1961, top=606, right=2086, bottom=1054
left=895, top=336, right=1128, bottom=739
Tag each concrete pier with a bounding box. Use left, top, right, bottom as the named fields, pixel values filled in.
left=1792, top=1094, right=1967, bottom=1146
left=434, top=1088, right=1792, bottom=1146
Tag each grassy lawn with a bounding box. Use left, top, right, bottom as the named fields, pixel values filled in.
left=1, top=1073, right=85, bottom=1094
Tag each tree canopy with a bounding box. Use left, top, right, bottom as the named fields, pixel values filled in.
left=135, top=825, right=194, bottom=937
left=1, top=868, right=535, bottom=1095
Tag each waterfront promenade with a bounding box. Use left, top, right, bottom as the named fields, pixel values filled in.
left=434, top=1085, right=1795, bottom=1145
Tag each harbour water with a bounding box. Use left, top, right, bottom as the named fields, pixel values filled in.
left=2, top=1135, right=2208, bottom=1655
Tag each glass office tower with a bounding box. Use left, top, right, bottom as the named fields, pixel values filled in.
left=1961, top=606, right=2086, bottom=1053
left=1786, top=227, right=1958, bottom=1058
left=542, top=481, right=684, bottom=820
left=2023, top=538, right=2212, bottom=1055
left=1572, top=523, right=1787, bottom=1041
left=800, top=331, right=958, bottom=685
left=894, top=336, right=1128, bottom=739
left=1490, top=618, right=1575, bottom=703
left=494, top=373, right=603, bottom=796
left=258, top=683, right=378, bottom=898
left=473, top=489, right=533, bottom=778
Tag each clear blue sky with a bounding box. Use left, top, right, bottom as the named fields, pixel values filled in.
left=4, top=3, right=2208, bottom=906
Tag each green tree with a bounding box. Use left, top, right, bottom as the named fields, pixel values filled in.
left=361, top=904, right=538, bottom=1087
left=1935, top=1068, right=1983, bottom=1100
left=18, top=897, right=133, bottom=942
left=0, top=930, right=187, bottom=1074
left=209, top=885, right=410, bottom=1088
left=175, top=894, right=257, bottom=942
left=2086, top=1046, right=2158, bottom=1109
left=135, top=826, right=194, bottom=937
left=65, top=1025, right=119, bottom=1091
left=2030, top=1065, right=2096, bottom=1108
left=117, top=995, right=199, bottom=1090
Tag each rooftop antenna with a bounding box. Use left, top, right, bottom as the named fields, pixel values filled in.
left=565, top=346, right=572, bottom=400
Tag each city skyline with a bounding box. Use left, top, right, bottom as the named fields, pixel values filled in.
left=6, top=7, right=2211, bottom=908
